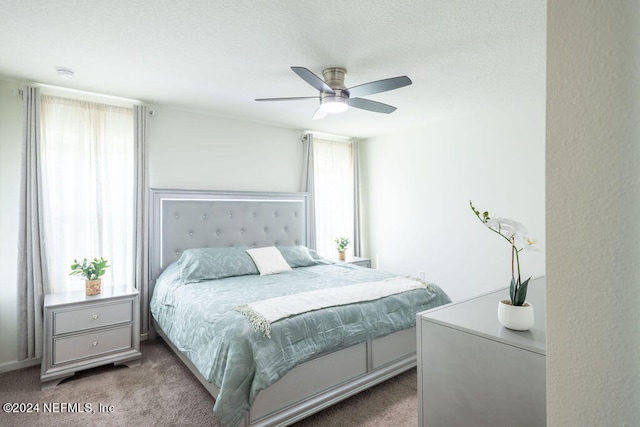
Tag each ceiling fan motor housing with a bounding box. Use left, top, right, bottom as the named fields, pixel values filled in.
left=322, top=67, right=347, bottom=90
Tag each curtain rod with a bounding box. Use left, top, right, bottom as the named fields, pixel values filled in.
left=34, top=83, right=143, bottom=106
left=303, top=130, right=353, bottom=143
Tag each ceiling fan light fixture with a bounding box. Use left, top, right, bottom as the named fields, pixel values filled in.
left=319, top=95, right=349, bottom=114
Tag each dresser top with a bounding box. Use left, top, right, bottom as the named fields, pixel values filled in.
left=44, top=285, right=138, bottom=307
left=419, top=276, right=546, bottom=355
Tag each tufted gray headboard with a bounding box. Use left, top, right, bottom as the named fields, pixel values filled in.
left=144, top=188, right=310, bottom=335
left=149, top=188, right=310, bottom=277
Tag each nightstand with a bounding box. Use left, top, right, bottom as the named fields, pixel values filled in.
left=348, top=256, right=371, bottom=268
left=41, top=286, right=142, bottom=390
left=334, top=256, right=371, bottom=268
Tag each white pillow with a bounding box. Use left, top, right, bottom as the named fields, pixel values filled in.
left=246, top=246, right=292, bottom=276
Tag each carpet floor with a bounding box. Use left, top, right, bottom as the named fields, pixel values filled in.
left=0, top=340, right=418, bottom=426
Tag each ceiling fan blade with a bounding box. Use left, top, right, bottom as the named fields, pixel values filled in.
left=348, top=98, right=397, bottom=114
left=291, top=67, right=335, bottom=94
left=347, top=76, right=412, bottom=98
left=255, top=96, right=320, bottom=102
left=312, top=107, right=327, bottom=120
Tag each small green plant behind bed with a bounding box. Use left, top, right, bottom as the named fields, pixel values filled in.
left=335, top=237, right=350, bottom=253
left=70, top=257, right=110, bottom=280
left=335, top=237, right=350, bottom=261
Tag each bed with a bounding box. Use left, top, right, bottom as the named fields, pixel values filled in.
left=147, top=189, right=451, bottom=427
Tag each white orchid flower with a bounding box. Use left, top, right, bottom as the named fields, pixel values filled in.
left=518, top=235, right=542, bottom=252
left=485, top=217, right=528, bottom=240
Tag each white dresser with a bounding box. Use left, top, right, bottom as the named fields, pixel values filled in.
left=417, top=277, right=546, bottom=427
left=41, top=286, right=142, bottom=389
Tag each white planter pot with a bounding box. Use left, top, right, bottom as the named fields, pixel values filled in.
left=497, top=299, right=534, bottom=331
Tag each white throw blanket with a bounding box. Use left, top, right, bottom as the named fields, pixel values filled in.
left=235, top=276, right=426, bottom=337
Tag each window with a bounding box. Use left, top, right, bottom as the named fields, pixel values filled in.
left=40, top=96, right=134, bottom=293
left=311, top=136, right=355, bottom=258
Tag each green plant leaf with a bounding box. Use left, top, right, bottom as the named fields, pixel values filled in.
left=514, top=276, right=531, bottom=306
left=335, top=236, right=350, bottom=252
left=69, top=257, right=109, bottom=279
left=509, top=276, right=516, bottom=303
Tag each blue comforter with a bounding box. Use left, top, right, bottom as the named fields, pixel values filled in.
left=150, top=262, right=450, bottom=426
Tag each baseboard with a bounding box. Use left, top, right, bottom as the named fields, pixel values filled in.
left=0, top=357, right=40, bottom=374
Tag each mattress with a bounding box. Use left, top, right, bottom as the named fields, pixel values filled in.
left=150, top=258, right=450, bottom=426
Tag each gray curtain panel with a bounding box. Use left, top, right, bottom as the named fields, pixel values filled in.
left=300, top=133, right=317, bottom=250
left=133, top=105, right=150, bottom=335
left=352, top=140, right=362, bottom=257
left=17, top=86, right=47, bottom=361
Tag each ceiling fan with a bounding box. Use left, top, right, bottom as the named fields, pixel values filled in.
left=255, top=67, right=412, bottom=120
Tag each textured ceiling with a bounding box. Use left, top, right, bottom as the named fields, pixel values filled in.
left=0, top=1, right=545, bottom=138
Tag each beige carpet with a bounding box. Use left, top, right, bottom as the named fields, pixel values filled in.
left=0, top=340, right=418, bottom=426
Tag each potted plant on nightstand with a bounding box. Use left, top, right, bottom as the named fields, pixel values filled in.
left=470, top=201, right=541, bottom=330
left=70, top=257, right=110, bottom=296
left=335, top=237, right=350, bottom=261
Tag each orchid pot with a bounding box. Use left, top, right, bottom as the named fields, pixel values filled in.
left=497, top=299, right=534, bottom=331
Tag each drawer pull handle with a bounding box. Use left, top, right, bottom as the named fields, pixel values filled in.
left=92, top=341, right=98, bottom=347
left=92, top=314, right=98, bottom=320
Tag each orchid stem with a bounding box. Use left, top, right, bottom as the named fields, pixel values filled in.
left=470, top=200, right=525, bottom=305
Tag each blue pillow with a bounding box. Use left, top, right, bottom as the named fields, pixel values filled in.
left=277, top=246, right=320, bottom=268
left=178, top=247, right=259, bottom=284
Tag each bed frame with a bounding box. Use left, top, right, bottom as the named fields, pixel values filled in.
left=147, top=188, right=417, bottom=427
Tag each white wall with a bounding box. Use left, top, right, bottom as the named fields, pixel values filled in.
left=546, top=1, right=640, bottom=425
left=148, top=106, right=302, bottom=192
left=360, top=98, right=546, bottom=301
left=0, top=80, right=23, bottom=368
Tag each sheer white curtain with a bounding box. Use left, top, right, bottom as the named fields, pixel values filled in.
left=40, top=96, right=134, bottom=293
left=312, top=137, right=354, bottom=258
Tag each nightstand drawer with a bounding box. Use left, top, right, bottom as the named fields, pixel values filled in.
left=54, top=300, right=133, bottom=335
left=53, top=324, right=133, bottom=365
